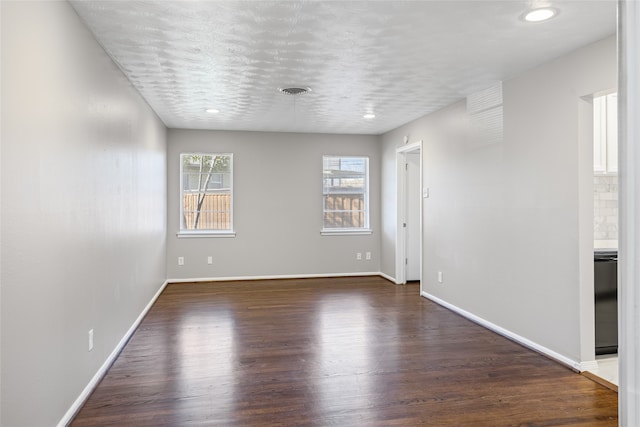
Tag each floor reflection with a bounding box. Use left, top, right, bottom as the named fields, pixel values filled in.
left=176, top=307, right=236, bottom=422
left=313, top=293, right=376, bottom=423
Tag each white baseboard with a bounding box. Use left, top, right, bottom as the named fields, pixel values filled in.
left=378, top=272, right=397, bottom=283
left=57, top=280, right=170, bottom=427
left=420, top=290, right=583, bottom=372
left=167, top=271, right=383, bottom=283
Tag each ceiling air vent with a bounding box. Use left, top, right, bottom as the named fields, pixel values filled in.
left=279, top=87, right=311, bottom=96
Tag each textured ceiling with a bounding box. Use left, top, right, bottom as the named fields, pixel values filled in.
left=70, top=1, right=616, bottom=135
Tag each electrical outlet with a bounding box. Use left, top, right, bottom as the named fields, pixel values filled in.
left=178, top=256, right=184, bottom=266
left=438, top=271, right=443, bottom=283
left=207, top=256, right=213, bottom=265
left=356, top=252, right=362, bottom=260
left=365, top=251, right=371, bottom=260
left=88, top=329, right=94, bottom=352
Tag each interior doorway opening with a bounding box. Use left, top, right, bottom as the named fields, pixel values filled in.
left=396, top=141, right=423, bottom=285
left=578, top=89, right=619, bottom=388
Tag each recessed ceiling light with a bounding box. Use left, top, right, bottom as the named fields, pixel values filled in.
left=205, top=108, right=220, bottom=114
left=523, top=7, right=557, bottom=22
left=363, top=113, right=376, bottom=119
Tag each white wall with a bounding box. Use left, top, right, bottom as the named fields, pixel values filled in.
left=618, top=1, right=640, bottom=423
left=1, top=2, right=167, bottom=426
left=167, top=129, right=380, bottom=280
left=0, top=3, right=4, bottom=423
left=381, top=36, right=616, bottom=364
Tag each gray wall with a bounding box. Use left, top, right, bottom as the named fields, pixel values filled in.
left=167, top=129, right=380, bottom=279
left=1, top=2, right=167, bottom=426
left=0, top=2, right=616, bottom=424
left=381, top=36, right=616, bottom=363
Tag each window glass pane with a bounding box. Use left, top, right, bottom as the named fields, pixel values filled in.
left=181, top=153, right=232, bottom=231
left=323, top=156, right=369, bottom=229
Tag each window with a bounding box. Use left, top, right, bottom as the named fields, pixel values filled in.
left=179, top=153, right=234, bottom=236
left=322, top=156, right=370, bottom=234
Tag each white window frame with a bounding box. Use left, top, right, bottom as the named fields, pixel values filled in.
left=321, top=155, right=372, bottom=236
left=178, top=152, right=235, bottom=238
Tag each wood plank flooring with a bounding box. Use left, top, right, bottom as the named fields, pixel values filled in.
left=71, top=276, right=618, bottom=426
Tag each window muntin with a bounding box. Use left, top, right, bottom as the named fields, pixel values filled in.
left=180, top=153, right=233, bottom=233
left=322, top=156, right=369, bottom=231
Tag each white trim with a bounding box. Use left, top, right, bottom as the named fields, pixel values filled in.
left=618, top=1, right=640, bottom=423
left=396, top=152, right=406, bottom=284
left=177, top=231, right=236, bottom=238
left=396, top=141, right=422, bottom=153
left=167, top=272, right=383, bottom=284
left=57, top=280, right=170, bottom=427
left=395, top=141, right=423, bottom=285
left=378, top=272, right=397, bottom=283
left=577, top=94, right=596, bottom=365
left=320, top=228, right=372, bottom=236
left=420, top=290, right=582, bottom=372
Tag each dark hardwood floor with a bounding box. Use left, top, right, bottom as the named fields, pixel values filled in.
left=71, top=276, right=617, bottom=426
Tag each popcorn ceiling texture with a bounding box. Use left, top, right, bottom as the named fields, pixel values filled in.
left=70, top=1, right=616, bottom=135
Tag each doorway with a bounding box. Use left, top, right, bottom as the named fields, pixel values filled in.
left=578, top=90, right=619, bottom=387
left=396, top=141, right=423, bottom=285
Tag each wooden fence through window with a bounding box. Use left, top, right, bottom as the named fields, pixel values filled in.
left=183, top=193, right=365, bottom=230
left=323, top=194, right=365, bottom=228
left=183, top=193, right=231, bottom=230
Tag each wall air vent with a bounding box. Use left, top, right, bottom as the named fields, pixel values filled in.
left=279, top=87, right=311, bottom=96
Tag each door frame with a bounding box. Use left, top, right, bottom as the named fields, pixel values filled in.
left=618, top=2, right=640, bottom=423
left=396, top=141, right=423, bottom=285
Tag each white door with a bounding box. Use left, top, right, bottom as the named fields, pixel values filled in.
left=405, top=153, right=421, bottom=281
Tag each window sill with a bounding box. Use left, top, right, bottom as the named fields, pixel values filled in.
left=177, top=231, right=236, bottom=238
left=320, top=228, right=372, bottom=236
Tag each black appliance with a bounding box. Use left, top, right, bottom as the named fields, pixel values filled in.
left=594, top=249, right=618, bottom=355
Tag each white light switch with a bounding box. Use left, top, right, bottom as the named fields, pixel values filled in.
left=423, top=187, right=430, bottom=198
